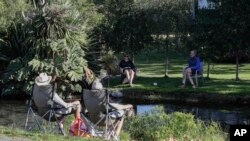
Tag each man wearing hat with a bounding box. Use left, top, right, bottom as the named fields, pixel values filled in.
left=33, top=73, right=81, bottom=127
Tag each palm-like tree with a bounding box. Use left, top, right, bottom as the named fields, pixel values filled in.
left=1, top=0, right=95, bottom=95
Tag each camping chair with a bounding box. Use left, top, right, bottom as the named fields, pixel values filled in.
left=191, top=62, right=204, bottom=87
left=24, top=83, right=66, bottom=135
left=81, top=89, right=126, bottom=141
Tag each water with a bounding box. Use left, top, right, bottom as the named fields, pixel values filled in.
left=0, top=101, right=27, bottom=127
left=134, top=102, right=250, bottom=127
left=0, top=100, right=250, bottom=129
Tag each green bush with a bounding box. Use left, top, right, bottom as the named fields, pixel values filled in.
left=124, top=106, right=227, bottom=141
left=0, top=0, right=101, bottom=96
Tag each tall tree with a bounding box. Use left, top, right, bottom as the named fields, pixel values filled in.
left=137, top=0, right=193, bottom=77
left=99, top=0, right=152, bottom=61
left=217, top=0, right=250, bottom=80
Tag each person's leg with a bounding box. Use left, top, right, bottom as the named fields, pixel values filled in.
left=57, top=117, right=66, bottom=135
left=70, top=101, right=81, bottom=118
left=128, top=69, right=135, bottom=86
left=114, top=117, right=124, bottom=136
left=126, top=108, right=134, bottom=117
left=181, top=67, right=188, bottom=88
left=186, top=69, right=195, bottom=88
left=122, top=70, right=130, bottom=84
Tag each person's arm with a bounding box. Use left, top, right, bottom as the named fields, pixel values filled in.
left=130, top=61, right=135, bottom=70
left=190, top=57, right=201, bottom=70
left=53, top=92, right=70, bottom=108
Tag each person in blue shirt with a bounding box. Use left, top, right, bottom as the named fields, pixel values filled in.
left=180, top=50, right=201, bottom=88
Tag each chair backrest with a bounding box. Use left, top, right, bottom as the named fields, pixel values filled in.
left=83, top=89, right=106, bottom=114
left=83, top=89, right=107, bottom=123
left=33, top=84, right=54, bottom=115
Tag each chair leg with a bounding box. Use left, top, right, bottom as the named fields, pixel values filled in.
left=24, top=107, right=42, bottom=131
left=31, top=108, right=42, bottom=131
left=24, top=108, right=31, bottom=130
left=196, top=76, right=198, bottom=87
left=52, top=110, right=66, bottom=136
left=57, top=119, right=66, bottom=136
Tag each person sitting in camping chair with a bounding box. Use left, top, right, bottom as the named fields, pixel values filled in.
left=119, top=54, right=136, bottom=86
left=33, top=73, right=82, bottom=130
left=81, top=67, right=134, bottom=139
left=180, top=50, right=201, bottom=89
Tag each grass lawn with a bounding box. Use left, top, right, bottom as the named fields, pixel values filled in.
left=109, top=49, right=250, bottom=95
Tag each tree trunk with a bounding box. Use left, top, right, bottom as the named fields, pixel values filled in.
left=207, top=61, right=210, bottom=79
left=165, top=41, right=169, bottom=78
left=236, top=55, right=240, bottom=81
left=132, top=53, right=135, bottom=63
left=165, top=56, right=169, bottom=78
left=146, top=51, right=149, bottom=63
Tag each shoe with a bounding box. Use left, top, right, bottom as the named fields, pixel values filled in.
left=192, top=84, right=196, bottom=89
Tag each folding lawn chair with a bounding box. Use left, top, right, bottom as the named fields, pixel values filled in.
left=191, top=62, right=204, bottom=87
left=24, top=83, right=66, bottom=135
left=81, top=89, right=129, bottom=141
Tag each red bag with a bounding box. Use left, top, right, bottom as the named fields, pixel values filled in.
left=69, top=118, right=91, bottom=138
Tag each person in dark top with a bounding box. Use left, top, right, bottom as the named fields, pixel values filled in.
left=119, top=54, right=135, bottom=86
left=180, top=50, right=201, bottom=89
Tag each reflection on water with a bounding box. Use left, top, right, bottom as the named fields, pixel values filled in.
left=0, top=100, right=250, bottom=128
left=136, top=103, right=250, bottom=126
left=0, top=101, right=27, bottom=127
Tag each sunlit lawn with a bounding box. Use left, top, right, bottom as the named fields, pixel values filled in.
left=110, top=49, right=250, bottom=95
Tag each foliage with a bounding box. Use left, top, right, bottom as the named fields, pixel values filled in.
left=188, top=0, right=250, bottom=80
left=190, top=0, right=250, bottom=62
left=125, top=106, right=226, bottom=141
left=100, top=50, right=120, bottom=75
left=0, top=0, right=30, bottom=30
left=0, top=0, right=100, bottom=96
left=98, top=0, right=152, bottom=56
left=0, top=108, right=226, bottom=141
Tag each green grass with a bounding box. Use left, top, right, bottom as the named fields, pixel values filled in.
left=0, top=114, right=130, bottom=141
left=0, top=115, right=98, bottom=141
left=0, top=126, right=92, bottom=141
left=110, top=49, right=250, bottom=95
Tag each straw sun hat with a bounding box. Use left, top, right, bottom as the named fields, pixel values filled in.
left=35, top=73, right=52, bottom=86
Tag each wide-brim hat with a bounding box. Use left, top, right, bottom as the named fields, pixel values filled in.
left=35, top=73, right=52, bottom=86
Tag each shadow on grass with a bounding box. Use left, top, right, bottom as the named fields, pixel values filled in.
left=107, top=76, right=250, bottom=95
left=113, top=49, right=250, bottom=95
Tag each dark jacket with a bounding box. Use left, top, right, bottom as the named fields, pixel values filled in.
left=119, top=60, right=135, bottom=70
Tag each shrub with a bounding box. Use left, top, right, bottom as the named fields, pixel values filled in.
left=0, top=0, right=101, bottom=97
left=124, top=106, right=227, bottom=141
